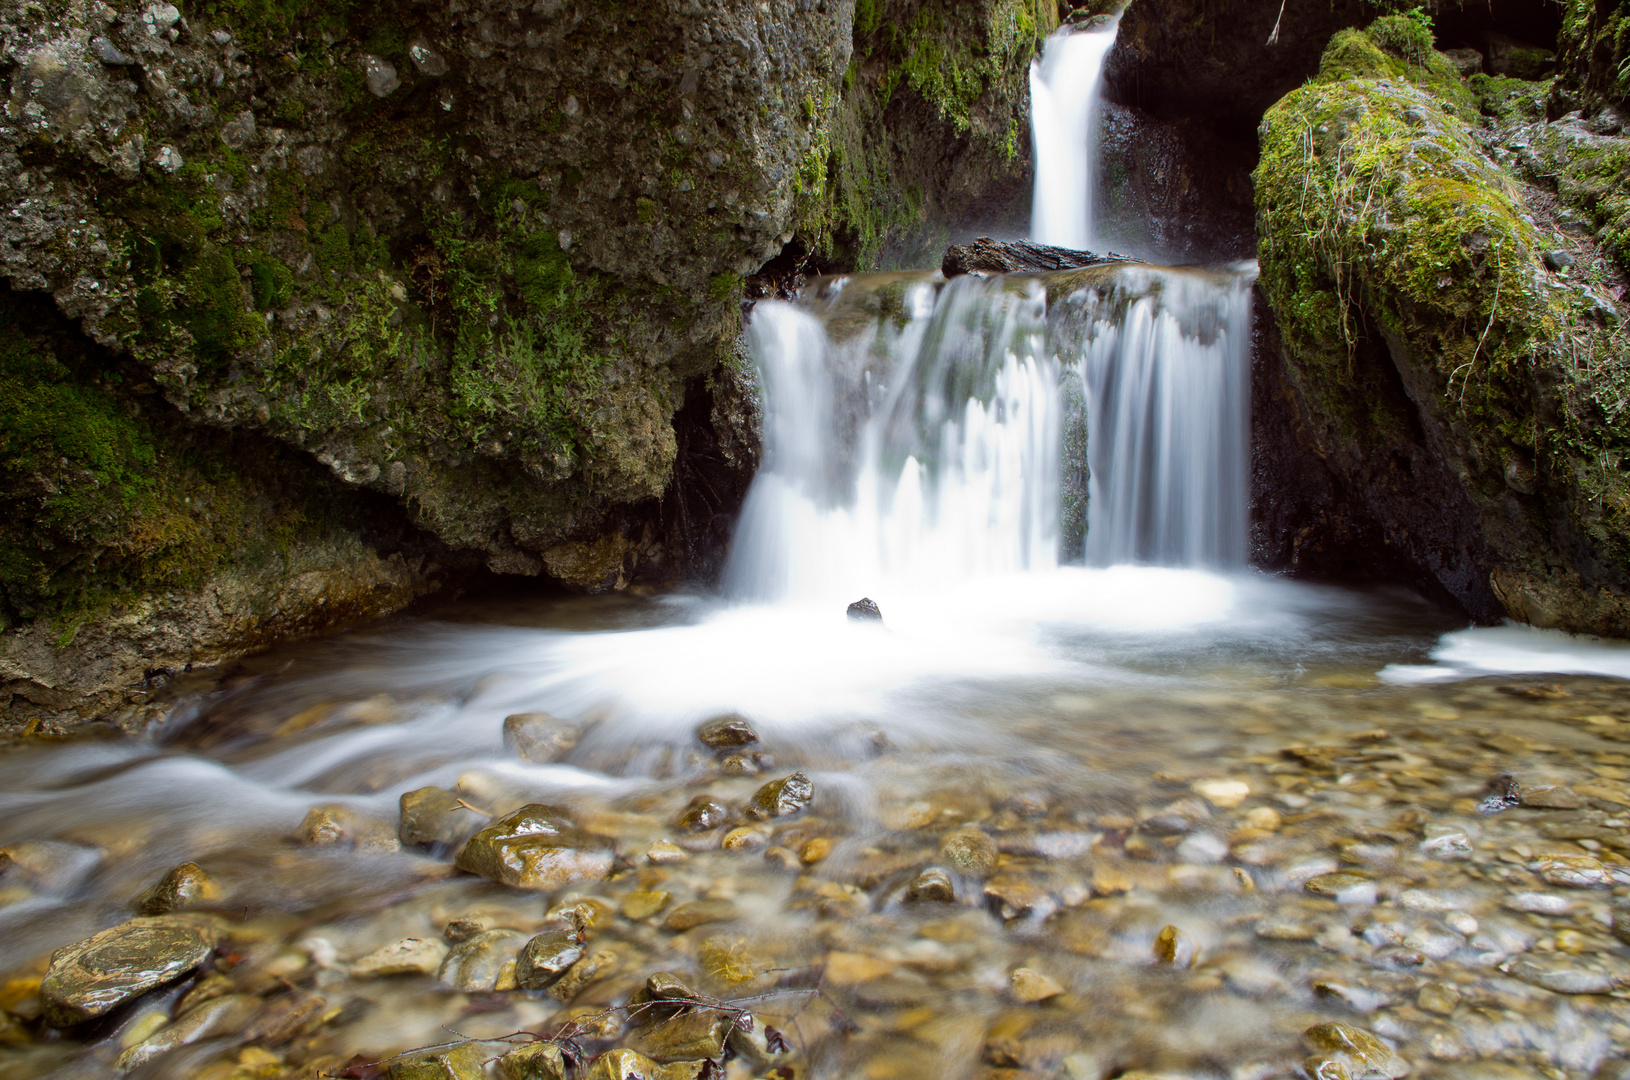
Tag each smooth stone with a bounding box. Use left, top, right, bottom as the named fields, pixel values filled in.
left=675, top=796, right=730, bottom=832
left=663, top=900, right=738, bottom=931
left=940, top=828, right=998, bottom=875
left=454, top=804, right=613, bottom=891
left=824, top=952, right=892, bottom=985
left=721, top=827, right=767, bottom=851
left=41, top=916, right=220, bottom=1027
left=438, top=929, right=525, bottom=992
left=399, top=786, right=476, bottom=847
left=135, top=863, right=219, bottom=915
left=697, top=715, right=758, bottom=748
left=295, top=804, right=396, bottom=850
left=627, top=1007, right=732, bottom=1062
left=515, top=926, right=585, bottom=990
left=719, top=753, right=758, bottom=776
left=388, top=1043, right=488, bottom=1080
left=1176, top=832, right=1229, bottom=864
left=1305, top=873, right=1377, bottom=904
left=503, top=712, right=583, bottom=763
left=984, top=873, right=1056, bottom=921
left=906, top=867, right=956, bottom=903
left=1520, top=784, right=1584, bottom=809
left=1533, top=853, right=1630, bottom=888
left=1506, top=956, right=1621, bottom=994
left=626, top=971, right=712, bottom=1028
left=1010, top=967, right=1064, bottom=1003
left=645, top=840, right=688, bottom=864
left=499, top=1042, right=569, bottom=1080
left=407, top=38, right=449, bottom=77
left=363, top=55, right=400, bottom=97
left=90, top=35, right=133, bottom=64
left=1505, top=891, right=1575, bottom=915
left=621, top=890, right=672, bottom=920
left=1303, top=1022, right=1410, bottom=1079
left=799, top=837, right=832, bottom=863
left=1192, top=778, right=1250, bottom=808
left=1153, top=924, right=1197, bottom=967
left=0, top=841, right=101, bottom=892
left=114, top=993, right=254, bottom=1071
left=548, top=950, right=619, bottom=1003
left=1141, top=798, right=1212, bottom=835
left=1418, top=983, right=1460, bottom=1015
left=747, top=772, right=814, bottom=819
left=351, top=937, right=447, bottom=977
left=444, top=915, right=493, bottom=942
left=583, top=1050, right=703, bottom=1080
left=1420, top=824, right=1473, bottom=859
left=1615, top=907, right=1630, bottom=946
left=1246, top=806, right=1283, bottom=831
left=846, top=597, right=882, bottom=621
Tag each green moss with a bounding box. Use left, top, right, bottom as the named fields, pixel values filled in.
left=1366, top=10, right=1434, bottom=67
left=636, top=197, right=658, bottom=224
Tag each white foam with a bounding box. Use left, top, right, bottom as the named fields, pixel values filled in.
left=1381, top=622, right=1630, bottom=683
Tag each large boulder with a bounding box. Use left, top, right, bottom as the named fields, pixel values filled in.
left=1254, top=22, right=1630, bottom=634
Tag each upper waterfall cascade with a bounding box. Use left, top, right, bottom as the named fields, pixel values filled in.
left=726, top=22, right=1254, bottom=604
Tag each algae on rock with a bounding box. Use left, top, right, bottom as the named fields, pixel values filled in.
left=1255, top=21, right=1630, bottom=634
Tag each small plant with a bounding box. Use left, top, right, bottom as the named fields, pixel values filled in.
left=1368, top=8, right=1435, bottom=67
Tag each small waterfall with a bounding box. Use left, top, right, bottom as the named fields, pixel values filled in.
left=1030, top=17, right=1121, bottom=250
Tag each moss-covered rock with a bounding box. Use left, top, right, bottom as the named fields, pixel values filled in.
left=1552, top=0, right=1630, bottom=114
left=1256, top=21, right=1630, bottom=634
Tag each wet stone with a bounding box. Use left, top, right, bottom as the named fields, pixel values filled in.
left=722, top=826, right=767, bottom=851
left=1153, top=924, right=1197, bottom=967
left=438, top=929, right=525, bottom=992
left=1420, top=824, right=1473, bottom=859
left=1010, top=967, right=1064, bottom=1003
left=515, top=926, right=585, bottom=990
left=388, top=1042, right=488, bottom=1080
left=985, top=873, right=1055, bottom=921
left=549, top=949, right=619, bottom=1003
left=907, top=866, right=956, bottom=902
left=1506, top=955, right=1622, bottom=994
left=748, top=772, right=814, bottom=819
left=800, top=837, right=832, bottom=863
left=719, top=752, right=758, bottom=776
left=454, top=804, right=614, bottom=891
left=0, top=840, right=101, bottom=892
left=621, top=889, right=672, bottom=919
left=847, top=597, right=883, bottom=621
left=628, top=1007, right=733, bottom=1062
left=40, top=916, right=220, bottom=1027
left=499, top=1042, right=570, bottom=1080
left=1520, top=784, right=1584, bottom=810
left=664, top=900, right=738, bottom=931
left=399, top=786, right=476, bottom=847
left=1303, top=1022, right=1410, bottom=1080
left=645, top=840, right=688, bottom=864
left=115, top=993, right=255, bottom=1072
left=627, top=971, right=711, bottom=1027
left=1479, top=774, right=1522, bottom=814
left=1142, top=798, right=1212, bottom=834
left=1533, top=853, right=1630, bottom=887
left=351, top=937, right=447, bottom=977
left=583, top=1050, right=703, bottom=1080
left=1418, top=983, right=1460, bottom=1015
left=1614, top=906, right=1630, bottom=946
left=1505, top=891, right=1574, bottom=915
left=135, top=862, right=219, bottom=915
left=504, top=712, right=583, bottom=763
left=941, top=827, right=998, bottom=875
left=697, top=715, right=758, bottom=749
left=1192, top=778, right=1250, bottom=808
left=1304, top=873, right=1377, bottom=904
left=675, top=796, right=730, bottom=832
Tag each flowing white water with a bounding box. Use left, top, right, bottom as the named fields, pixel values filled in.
left=1030, top=17, right=1121, bottom=249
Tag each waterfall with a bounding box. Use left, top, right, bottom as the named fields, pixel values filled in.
left=724, top=18, right=1254, bottom=604
left=1030, top=17, right=1121, bottom=250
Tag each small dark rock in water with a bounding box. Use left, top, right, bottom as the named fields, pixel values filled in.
left=438, top=928, right=525, bottom=992
left=629, top=1007, right=733, bottom=1064
left=627, top=971, right=712, bottom=1028
left=399, top=785, right=477, bottom=847
left=497, top=1041, right=570, bottom=1080
left=676, top=795, right=731, bottom=832
left=1479, top=773, right=1521, bottom=814
left=846, top=597, right=882, bottom=621
left=747, top=771, right=814, bottom=819
left=135, top=862, right=219, bottom=915
left=454, top=804, right=613, bottom=891
left=41, top=916, right=220, bottom=1027
left=697, top=714, right=758, bottom=748
left=388, top=1042, right=488, bottom=1080
left=941, top=236, right=1126, bottom=278
left=514, top=925, right=585, bottom=990
left=503, top=711, right=583, bottom=763
left=906, top=867, right=956, bottom=903
left=939, top=828, right=998, bottom=875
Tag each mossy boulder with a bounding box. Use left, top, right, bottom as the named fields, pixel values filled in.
left=1256, top=22, right=1630, bottom=634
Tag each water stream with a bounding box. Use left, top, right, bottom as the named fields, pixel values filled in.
left=3, top=20, right=1630, bottom=1080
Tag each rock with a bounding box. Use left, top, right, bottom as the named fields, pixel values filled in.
left=40, top=916, right=220, bottom=1027
left=800, top=837, right=832, bottom=864
left=940, top=828, right=998, bottom=875
left=1532, top=853, right=1630, bottom=888
left=824, top=952, right=892, bottom=985
left=941, top=237, right=1124, bottom=278
left=1417, top=983, right=1460, bottom=1015
left=1175, top=832, right=1229, bottom=864
left=626, top=971, right=711, bottom=1027
left=1420, top=824, right=1472, bottom=859
left=1543, top=250, right=1576, bottom=272
left=514, top=926, right=585, bottom=990
left=1442, top=47, right=1483, bottom=75
left=621, top=890, right=672, bottom=920
left=747, top=772, right=813, bottom=819
left=696, top=715, right=758, bottom=748
left=296, top=804, right=396, bottom=850
left=114, top=993, right=255, bottom=1071
left=388, top=1043, right=489, bottom=1080
left=454, top=804, right=613, bottom=891
left=1614, top=907, right=1630, bottom=946
left=663, top=900, right=738, bottom=931
left=1191, top=778, right=1250, bottom=808
left=583, top=1050, right=703, bottom=1080
left=906, top=867, right=956, bottom=902
left=1304, top=873, right=1377, bottom=904
left=1478, top=774, right=1522, bottom=814
left=628, top=1007, right=732, bottom=1063
left=1506, top=956, right=1621, bottom=994
left=438, top=929, right=525, bottom=992
left=1505, top=891, right=1575, bottom=914
left=499, top=1042, right=570, bottom=1080
left=89, top=36, right=133, bottom=65
left=676, top=796, right=731, bottom=832
left=503, top=713, right=584, bottom=763
left=721, top=827, right=767, bottom=851
left=719, top=753, right=759, bottom=776
left=984, top=873, right=1056, bottom=921
left=1152, top=925, right=1197, bottom=967
left=846, top=597, right=882, bottom=621
left=399, top=786, right=479, bottom=848
left=363, top=55, right=401, bottom=98
left=548, top=950, right=618, bottom=1003
left=1010, top=967, right=1064, bottom=1003
left=1303, top=1022, right=1410, bottom=1079
left=444, top=915, right=493, bottom=942
left=408, top=39, right=449, bottom=78
left=0, top=841, right=101, bottom=892
left=1141, top=798, right=1211, bottom=835
left=351, top=937, right=447, bottom=977
left=646, top=840, right=688, bottom=864
left=1519, top=784, right=1583, bottom=809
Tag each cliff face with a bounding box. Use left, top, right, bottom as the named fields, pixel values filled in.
left=0, top=0, right=1054, bottom=725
